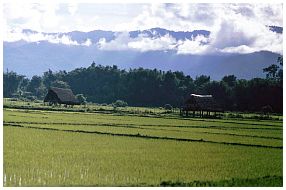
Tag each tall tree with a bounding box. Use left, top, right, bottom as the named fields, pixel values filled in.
left=222, top=75, right=237, bottom=87
left=3, top=55, right=283, bottom=113
left=3, top=71, right=25, bottom=97
left=263, top=64, right=279, bottom=79
left=51, top=80, right=70, bottom=89
left=27, top=76, right=47, bottom=99
left=43, top=69, right=56, bottom=88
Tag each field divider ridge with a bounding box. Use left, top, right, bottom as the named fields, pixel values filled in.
left=4, top=121, right=282, bottom=140
left=4, top=123, right=283, bottom=150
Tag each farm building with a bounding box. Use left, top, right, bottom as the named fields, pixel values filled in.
left=44, top=87, right=79, bottom=105
left=180, top=94, right=222, bottom=117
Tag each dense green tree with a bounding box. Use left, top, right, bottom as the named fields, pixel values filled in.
left=194, top=75, right=210, bottom=87
left=113, top=100, right=128, bottom=107
left=263, top=64, right=279, bottom=79
left=222, top=75, right=237, bottom=87
left=18, top=78, right=30, bottom=92
left=3, top=56, right=282, bottom=113
left=51, top=80, right=70, bottom=89
left=43, top=69, right=56, bottom=88
left=3, top=71, right=25, bottom=97
left=277, top=57, right=283, bottom=83
left=263, top=56, right=283, bottom=85
left=277, top=56, right=283, bottom=66
left=201, top=81, right=229, bottom=109
left=194, top=75, right=210, bottom=94
left=27, top=76, right=47, bottom=99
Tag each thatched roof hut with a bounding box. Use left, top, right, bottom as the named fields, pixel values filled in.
left=44, top=87, right=79, bottom=105
left=180, top=94, right=222, bottom=117
left=184, top=94, right=220, bottom=111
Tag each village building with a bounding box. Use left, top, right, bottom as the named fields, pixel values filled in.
left=180, top=94, right=222, bottom=117
left=44, top=87, right=79, bottom=105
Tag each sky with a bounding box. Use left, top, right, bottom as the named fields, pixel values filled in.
left=2, top=3, right=284, bottom=55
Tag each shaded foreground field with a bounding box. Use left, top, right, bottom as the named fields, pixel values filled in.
left=3, top=108, right=283, bottom=186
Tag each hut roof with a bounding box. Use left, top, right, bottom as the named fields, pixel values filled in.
left=190, top=94, right=212, bottom=98
left=44, top=87, right=79, bottom=105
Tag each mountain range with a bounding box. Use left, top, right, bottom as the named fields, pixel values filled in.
left=4, top=27, right=282, bottom=80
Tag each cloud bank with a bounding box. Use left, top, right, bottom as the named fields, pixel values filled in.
left=3, top=3, right=283, bottom=54
left=5, top=29, right=92, bottom=46
left=107, top=3, right=283, bottom=55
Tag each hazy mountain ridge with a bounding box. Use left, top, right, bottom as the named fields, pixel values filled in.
left=20, top=27, right=211, bottom=44
left=4, top=27, right=282, bottom=79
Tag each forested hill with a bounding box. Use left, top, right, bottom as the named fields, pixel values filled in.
left=4, top=58, right=283, bottom=113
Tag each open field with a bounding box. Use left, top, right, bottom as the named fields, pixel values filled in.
left=3, top=103, right=283, bottom=186
left=3, top=98, right=283, bottom=120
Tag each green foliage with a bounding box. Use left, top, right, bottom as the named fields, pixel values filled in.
left=263, top=56, right=283, bottom=82
left=227, top=113, right=244, bottom=119
left=51, top=80, right=70, bottom=89
left=26, top=76, right=47, bottom=99
left=3, top=56, right=283, bottom=113
left=222, top=75, right=237, bottom=87
left=3, top=71, right=25, bottom=97
left=164, top=104, right=173, bottom=110
left=113, top=100, right=128, bottom=107
left=76, top=94, right=87, bottom=105
left=43, top=69, right=56, bottom=88
left=194, top=75, right=210, bottom=88
left=26, top=95, right=37, bottom=101
left=263, top=64, right=279, bottom=79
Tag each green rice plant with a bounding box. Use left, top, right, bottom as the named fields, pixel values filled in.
left=3, top=108, right=283, bottom=186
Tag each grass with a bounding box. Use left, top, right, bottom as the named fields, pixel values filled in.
left=3, top=98, right=283, bottom=120
left=160, top=175, right=283, bottom=187
left=3, top=98, right=170, bottom=116
left=3, top=100, right=283, bottom=186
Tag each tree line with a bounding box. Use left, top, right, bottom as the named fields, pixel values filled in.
left=4, top=57, right=283, bottom=113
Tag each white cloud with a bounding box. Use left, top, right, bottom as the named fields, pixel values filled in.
left=4, top=30, right=94, bottom=46
left=219, top=45, right=256, bottom=54
left=97, top=20, right=282, bottom=55
left=3, top=3, right=61, bottom=33
left=98, top=32, right=177, bottom=52
left=97, top=32, right=130, bottom=51
left=50, top=35, right=79, bottom=45
left=177, top=35, right=210, bottom=55
left=97, top=31, right=211, bottom=54
left=68, top=3, right=78, bottom=15
left=111, top=3, right=283, bottom=54
left=3, top=3, right=100, bottom=33
left=208, top=9, right=283, bottom=54
left=3, top=3, right=283, bottom=55
left=128, top=34, right=177, bottom=52
left=82, top=38, right=92, bottom=46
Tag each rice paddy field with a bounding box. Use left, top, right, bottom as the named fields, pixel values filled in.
left=3, top=102, right=283, bottom=186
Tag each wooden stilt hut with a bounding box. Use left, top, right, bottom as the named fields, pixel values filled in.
left=180, top=94, right=223, bottom=117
